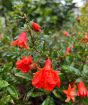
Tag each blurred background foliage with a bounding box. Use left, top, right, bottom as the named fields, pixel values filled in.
left=79, top=2, right=88, bottom=32
left=0, top=0, right=76, bottom=35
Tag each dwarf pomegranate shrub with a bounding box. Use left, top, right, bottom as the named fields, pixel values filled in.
left=0, top=15, right=88, bottom=105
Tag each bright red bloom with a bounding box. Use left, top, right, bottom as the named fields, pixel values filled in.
left=32, top=59, right=60, bottom=91
left=16, top=56, right=33, bottom=73
left=64, top=31, right=69, bottom=37
left=66, top=47, right=71, bottom=55
left=11, top=32, right=28, bottom=49
left=63, top=84, right=77, bottom=102
left=77, top=81, right=87, bottom=97
left=32, top=22, right=41, bottom=32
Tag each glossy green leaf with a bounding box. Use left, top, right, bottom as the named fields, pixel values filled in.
left=15, top=72, right=32, bottom=80
left=42, top=96, right=55, bottom=105
left=7, top=86, right=19, bottom=99
left=0, top=80, right=9, bottom=89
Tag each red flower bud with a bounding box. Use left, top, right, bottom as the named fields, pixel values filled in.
left=32, top=22, right=41, bottom=32
left=77, top=81, right=87, bottom=97
left=64, top=31, right=69, bottom=37
left=66, top=47, right=71, bottom=55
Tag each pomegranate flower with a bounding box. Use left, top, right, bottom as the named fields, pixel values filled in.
left=77, top=81, right=87, bottom=97
left=11, top=32, right=28, bottom=49
left=16, top=56, right=33, bottom=73
left=32, top=59, right=60, bottom=91
left=63, top=84, right=77, bottom=102
left=32, top=22, right=41, bottom=32
left=64, top=31, right=69, bottom=37
left=66, top=47, right=71, bottom=55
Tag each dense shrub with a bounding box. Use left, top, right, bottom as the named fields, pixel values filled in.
left=0, top=0, right=76, bottom=34
left=0, top=0, right=88, bottom=105
left=0, top=14, right=88, bottom=104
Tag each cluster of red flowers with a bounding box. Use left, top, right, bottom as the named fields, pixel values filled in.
left=11, top=22, right=41, bottom=50
left=12, top=22, right=88, bottom=103
left=16, top=57, right=61, bottom=91
left=63, top=81, right=88, bottom=102
left=12, top=22, right=61, bottom=91
left=64, top=30, right=88, bottom=56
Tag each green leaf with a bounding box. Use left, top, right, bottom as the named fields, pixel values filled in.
left=82, top=65, right=88, bottom=81
left=81, top=98, right=88, bottom=105
left=31, top=92, right=45, bottom=97
left=26, top=88, right=34, bottom=99
left=82, top=64, right=88, bottom=74
left=62, top=65, right=80, bottom=75
left=42, top=96, right=55, bottom=105
left=0, top=95, right=13, bottom=105
left=7, top=86, right=19, bottom=99
left=15, top=72, right=32, bottom=80
left=0, top=80, right=9, bottom=89
left=52, top=90, right=61, bottom=98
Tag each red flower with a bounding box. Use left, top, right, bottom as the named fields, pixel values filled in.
left=64, top=31, right=69, bottom=37
left=66, top=47, right=71, bottom=55
left=63, top=84, right=77, bottom=102
left=11, top=32, right=28, bottom=49
left=77, top=81, right=87, bottom=97
left=32, top=59, right=60, bottom=91
left=16, top=56, right=33, bottom=73
left=32, top=22, right=41, bottom=32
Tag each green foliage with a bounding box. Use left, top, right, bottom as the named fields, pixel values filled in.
left=0, top=17, right=88, bottom=104
left=0, top=95, right=13, bottom=105
left=0, top=0, right=88, bottom=105
left=0, top=80, right=9, bottom=89
left=79, top=2, right=88, bottom=32
left=42, top=96, right=55, bottom=105
left=0, top=0, right=76, bottom=35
